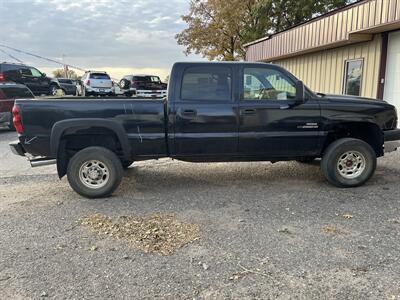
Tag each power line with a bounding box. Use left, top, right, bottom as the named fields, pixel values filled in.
left=0, top=44, right=87, bottom=72
left=0, top=48, right=24, bottom=63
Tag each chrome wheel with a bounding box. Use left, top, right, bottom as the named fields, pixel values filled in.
left=337, top=151, right=366, bottom=179
left=79, top=160, right=110, bottom=189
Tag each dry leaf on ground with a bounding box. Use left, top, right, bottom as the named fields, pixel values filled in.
left=343, top=214, right=354, bottom=219
left=322, top=225, right=347, bottom=235
left=79, top=213, right=200, bottom=255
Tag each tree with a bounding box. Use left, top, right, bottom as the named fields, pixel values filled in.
left=269, top=0, right=351, bottom=33
left=176, top=0, right=352, bottom=61
left=52, top=68, right=79, bottom=79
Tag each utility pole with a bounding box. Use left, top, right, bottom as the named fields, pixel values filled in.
left=62, top=54, right=68, bottom=78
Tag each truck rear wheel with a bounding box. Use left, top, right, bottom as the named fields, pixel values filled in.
left=321, top=138, right=376, bottom=188
left=67, top=147, right=123, bottom=198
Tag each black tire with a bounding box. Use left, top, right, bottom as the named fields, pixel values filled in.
left=321, top=138, right=376, bottom=188
left=120, top=79, right=130, bottom=89
left=67, top=147, right=123, bottom=198
left=122, top=160, right=134, bottom=169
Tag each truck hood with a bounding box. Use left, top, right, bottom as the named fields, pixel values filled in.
left=319, top=93, right=395, bottom=108
left=318, top=93, right=398, bottom=130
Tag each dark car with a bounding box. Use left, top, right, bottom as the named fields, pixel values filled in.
left=119, top=74, right=167, bottom=98
left=9, top=62, right=400, bottom=198
left=57, top=78, right=78, bottom=95
left=0, top=62, right=60, bottom=96
left=0, top=83, right=34, bottom=130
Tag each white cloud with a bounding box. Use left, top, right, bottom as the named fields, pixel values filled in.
left=0, top=0, right=204, bottom=78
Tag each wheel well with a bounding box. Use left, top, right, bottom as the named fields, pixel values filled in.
left=322, top=122, right=384, bottom=157
left=56, top=127, right=125, bottom=178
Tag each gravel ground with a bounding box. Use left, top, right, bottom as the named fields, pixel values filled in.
left=0, top=128, right=399, bottom=299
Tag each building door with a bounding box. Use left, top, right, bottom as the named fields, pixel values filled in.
left=384, top=31, right=400, bottom=125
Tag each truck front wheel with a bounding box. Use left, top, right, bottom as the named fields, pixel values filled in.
left=321, top=138, right=376, bottom=188
left=67, top=147, right=123, bottom=198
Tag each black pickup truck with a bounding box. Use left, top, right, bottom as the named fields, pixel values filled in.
left=9, top=62, right=400, bottom=198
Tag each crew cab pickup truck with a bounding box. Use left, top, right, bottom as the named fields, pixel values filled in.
left=9, top=62, right=400, bottom=198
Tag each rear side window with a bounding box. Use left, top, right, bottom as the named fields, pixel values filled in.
left=132, top=76, right=161, bottom=82
left=89, top=73, right=110, bottom=80
left=181, top=66, right=232, bottom=101
left=0, top=87, right=34, bottom=98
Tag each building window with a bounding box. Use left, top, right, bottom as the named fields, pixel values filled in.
left=343, top=59, right=363, bottom=96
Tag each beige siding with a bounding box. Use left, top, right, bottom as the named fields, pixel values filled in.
left=246, top=0, right=399, bottom=62
left=274, top=35, right=382, bottom=98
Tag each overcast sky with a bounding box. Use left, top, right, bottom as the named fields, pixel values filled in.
left=0, top=0, right=203, bottom=79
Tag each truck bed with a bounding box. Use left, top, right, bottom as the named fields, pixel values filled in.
left=16, top=97, right=168, bottom=158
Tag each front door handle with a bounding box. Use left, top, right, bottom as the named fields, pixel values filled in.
left=240, top=108, right=256, bottom=115
left=181, top=109, right=197, bottom=116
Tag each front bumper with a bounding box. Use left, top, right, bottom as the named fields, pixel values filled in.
left=9, top=141, right=26, bottom=156
left=384, top=129, right=400, bottom=153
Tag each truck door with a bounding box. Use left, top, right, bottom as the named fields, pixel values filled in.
left=172, top=65, right=238, bottom=158
left=238, top=65, right=321, bottom=158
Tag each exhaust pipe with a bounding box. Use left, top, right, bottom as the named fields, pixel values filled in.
left=30, top=158, right=56, bottom=167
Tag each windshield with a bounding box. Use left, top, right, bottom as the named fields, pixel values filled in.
left=89, top=73, right=110, bottom=80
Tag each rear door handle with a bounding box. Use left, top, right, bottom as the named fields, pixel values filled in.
left=241, top=108, right=256, bottom=115
left=181, top=109, right=197, bottom=116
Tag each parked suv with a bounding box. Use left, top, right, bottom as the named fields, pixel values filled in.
left=78, top=71, right=114, bottom=96
left=57, top=78, right=78, bottom=95
left=0, top=83, right=34, bottom=130
left=0, top=62, right=60, bottom=96
left=119, top=74, right=167, bottom=98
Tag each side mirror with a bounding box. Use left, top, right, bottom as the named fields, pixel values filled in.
left=42, top=73, right=46, bottom=77
left=296, top=80, right=306, bottom=103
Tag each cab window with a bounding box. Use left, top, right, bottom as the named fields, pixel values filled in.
left=243, top=67, right=296, bottom=101
left=181, top=66, right=232, bottom=101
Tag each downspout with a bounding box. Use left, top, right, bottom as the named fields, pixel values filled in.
left=377, top=32, right=389, bottom=100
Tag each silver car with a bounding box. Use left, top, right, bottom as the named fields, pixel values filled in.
left=78, top=71, right=114, bottom=96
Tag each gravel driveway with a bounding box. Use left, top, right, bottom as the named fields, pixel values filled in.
left=1, top=128, right=399, bottom=299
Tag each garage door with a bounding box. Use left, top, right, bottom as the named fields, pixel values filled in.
left=384, top=31, right=400, bottom=122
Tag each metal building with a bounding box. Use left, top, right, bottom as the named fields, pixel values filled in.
left=244, top=0, right=400, bottom=113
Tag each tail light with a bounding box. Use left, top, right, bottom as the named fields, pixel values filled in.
left=85, top=79, right=91, bottom=86
left=0, top=73, right=5, bottom=82
left=12, top=105, right=24, bottom=134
